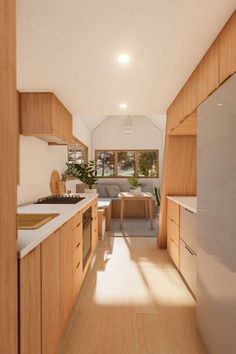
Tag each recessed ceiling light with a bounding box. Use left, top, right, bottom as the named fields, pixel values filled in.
left=117, top=54, right=130, bottom=63
left=217, top=103, right=224, bottom=106
left=120, top=102, right=128, bottom=109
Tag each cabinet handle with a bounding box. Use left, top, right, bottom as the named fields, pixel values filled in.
left=184, top=244, right=194, bottom=256
left=76, top=242, right=80, bottom=248
left=77, top=222, right=81, bottom=227
left=76, top=261, right=80, bottom=269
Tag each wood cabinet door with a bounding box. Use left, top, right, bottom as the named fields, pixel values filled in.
left=19, top=246, right=41, bottom=354
left=52, top=94, right=72, bottom=144
left=41, top=229, right=61, bottom=354
left=206, top=40, right=219, bottom=95
left=219, top=12, right=236, bottom=84
left=60, top=220, right=73, bottom=335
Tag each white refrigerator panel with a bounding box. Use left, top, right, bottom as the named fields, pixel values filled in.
left=197, top=74, right=236, bottom=354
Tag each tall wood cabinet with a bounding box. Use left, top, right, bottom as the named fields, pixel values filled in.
left=159, top=10, right=236, bottom=248
left=0, top=0, right=18, bottom=353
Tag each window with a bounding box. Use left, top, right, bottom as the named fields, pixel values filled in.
left=68, top=137, right=88, bottom=165
left=95, top=150, right=159, bottom=178
left=96, top=151, right=115, bottom=177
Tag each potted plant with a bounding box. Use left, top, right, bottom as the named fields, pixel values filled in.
left=154, top=187, right=161, bottom=214
left=128, top=175, right=145, bottom=194
left=63, top=161, right=98, bottom=193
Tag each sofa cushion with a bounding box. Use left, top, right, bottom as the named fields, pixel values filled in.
left=97, top=184, right=109, bottom=198
left=106, top=185, right=121, bottom=198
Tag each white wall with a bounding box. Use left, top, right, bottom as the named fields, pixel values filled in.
left=17, top=135, right=68, bottom=205
left=73, top=116, right=91, bottom=158
left=91, top=116, right=164, bottom=186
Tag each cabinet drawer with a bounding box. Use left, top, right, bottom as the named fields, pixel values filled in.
left=73, top=244, right=82, bottom=272
left=72, top=224, right=82, bottom=250
left=180, top=206, right=197, bottom=253
left=180, top=240, right=196, bottom=295
left=168, top=238, right=179, bottom=269
left=72, top=212, right=82, bottom=230
left=73, top=261, right=82, bottom=302
left=167, top=200, right=180, bottom=225
left=167, top=217, right=180, bottom=247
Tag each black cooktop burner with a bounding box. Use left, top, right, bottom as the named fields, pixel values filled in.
left=35, top=195, right=85, bottom=204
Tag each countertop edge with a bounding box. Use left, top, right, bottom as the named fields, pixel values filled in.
left=167, top=195, right=197, bottom=213
left=17, top=193, right=98, bottom=259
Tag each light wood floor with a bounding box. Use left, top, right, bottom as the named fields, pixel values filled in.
left=58, top=236, right=207, bottom=354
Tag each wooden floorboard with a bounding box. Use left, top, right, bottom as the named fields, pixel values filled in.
left=58, top=236, right=206, bottom=354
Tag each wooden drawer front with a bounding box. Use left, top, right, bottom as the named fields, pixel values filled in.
left=168, top=238, right=180, bottom=269
left=73, top=243, right=82, bottom=273
left=72, top=224, right=82, bottom=251
left=180, top=206, right=197, bottom=254
left=180, top=240, right=196, bottom=295
left=167, top=200, right=180, bottom=225
left=73, top=261, right=82, bottom=302
left=167, top=217, right=180, bottom=247
left=72, top=212, right=82, bottom=230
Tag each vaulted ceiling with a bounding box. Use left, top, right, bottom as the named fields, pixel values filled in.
left=17, top=0, right=236, bottom=129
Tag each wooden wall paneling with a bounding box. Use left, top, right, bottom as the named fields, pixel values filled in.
left=41, top=229, right=61, bottom=354
left=19, top=246, right=41, bottom=354
left=158, top=136, right=197, bottom=248
left=60, top=220, right=73, bottom=336
left=0, top=0, right=18, bottom=352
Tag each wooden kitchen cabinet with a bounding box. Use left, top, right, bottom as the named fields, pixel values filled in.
left=167, top=88, right=184, bottom=134
left=92, top=202, right=98, bottom=251
left=41, top=229, right=61, bottom=354
left=206, top=40, right=219, bottom=95
left=72, top=212, right=83, bottom=302
left=19, top=246, right=41, bottom=354
left=60, top=220, right=73, bottom=335
left=219, top=11, right=236, bottom=84
left=20, top=92, right=73, bottom=145
left=167, top=199, right=180, bottom=269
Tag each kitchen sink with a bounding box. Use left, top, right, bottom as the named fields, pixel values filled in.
left=17, top=213, right=59, bottom=230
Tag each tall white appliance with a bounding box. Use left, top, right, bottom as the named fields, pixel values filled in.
left=197, top=73, right=236, bottom=354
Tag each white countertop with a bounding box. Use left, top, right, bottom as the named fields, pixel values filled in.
left=17, top=193, right=98, bottom=259
left=167, top=196, right=197, bottom=213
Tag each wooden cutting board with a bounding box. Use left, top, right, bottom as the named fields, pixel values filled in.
left=50, top=170, right=60, bottom=195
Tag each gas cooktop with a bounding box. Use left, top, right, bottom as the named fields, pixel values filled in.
left=35, top=195, right=85, bottom=204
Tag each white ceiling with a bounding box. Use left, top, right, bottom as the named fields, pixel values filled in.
left=17, top=0, right=236, bottom=129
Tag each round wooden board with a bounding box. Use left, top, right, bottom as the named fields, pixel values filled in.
left=50, top=170, right=60, bottom=195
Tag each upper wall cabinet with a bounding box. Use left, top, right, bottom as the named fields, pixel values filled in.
left=219, top=11, right=236, bottom=84
left=167, top=88, right=184, bottom=133
left=20, top=92, right=73, bottom=145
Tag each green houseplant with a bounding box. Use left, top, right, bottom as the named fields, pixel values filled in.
left=63, top=161, right=98, bottom=192
left=154, top=187, right=161, bottom=214
left=128, top=175, right=145, bottom=194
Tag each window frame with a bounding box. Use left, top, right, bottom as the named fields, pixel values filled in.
left=95, top=149, right=159, bottom=178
